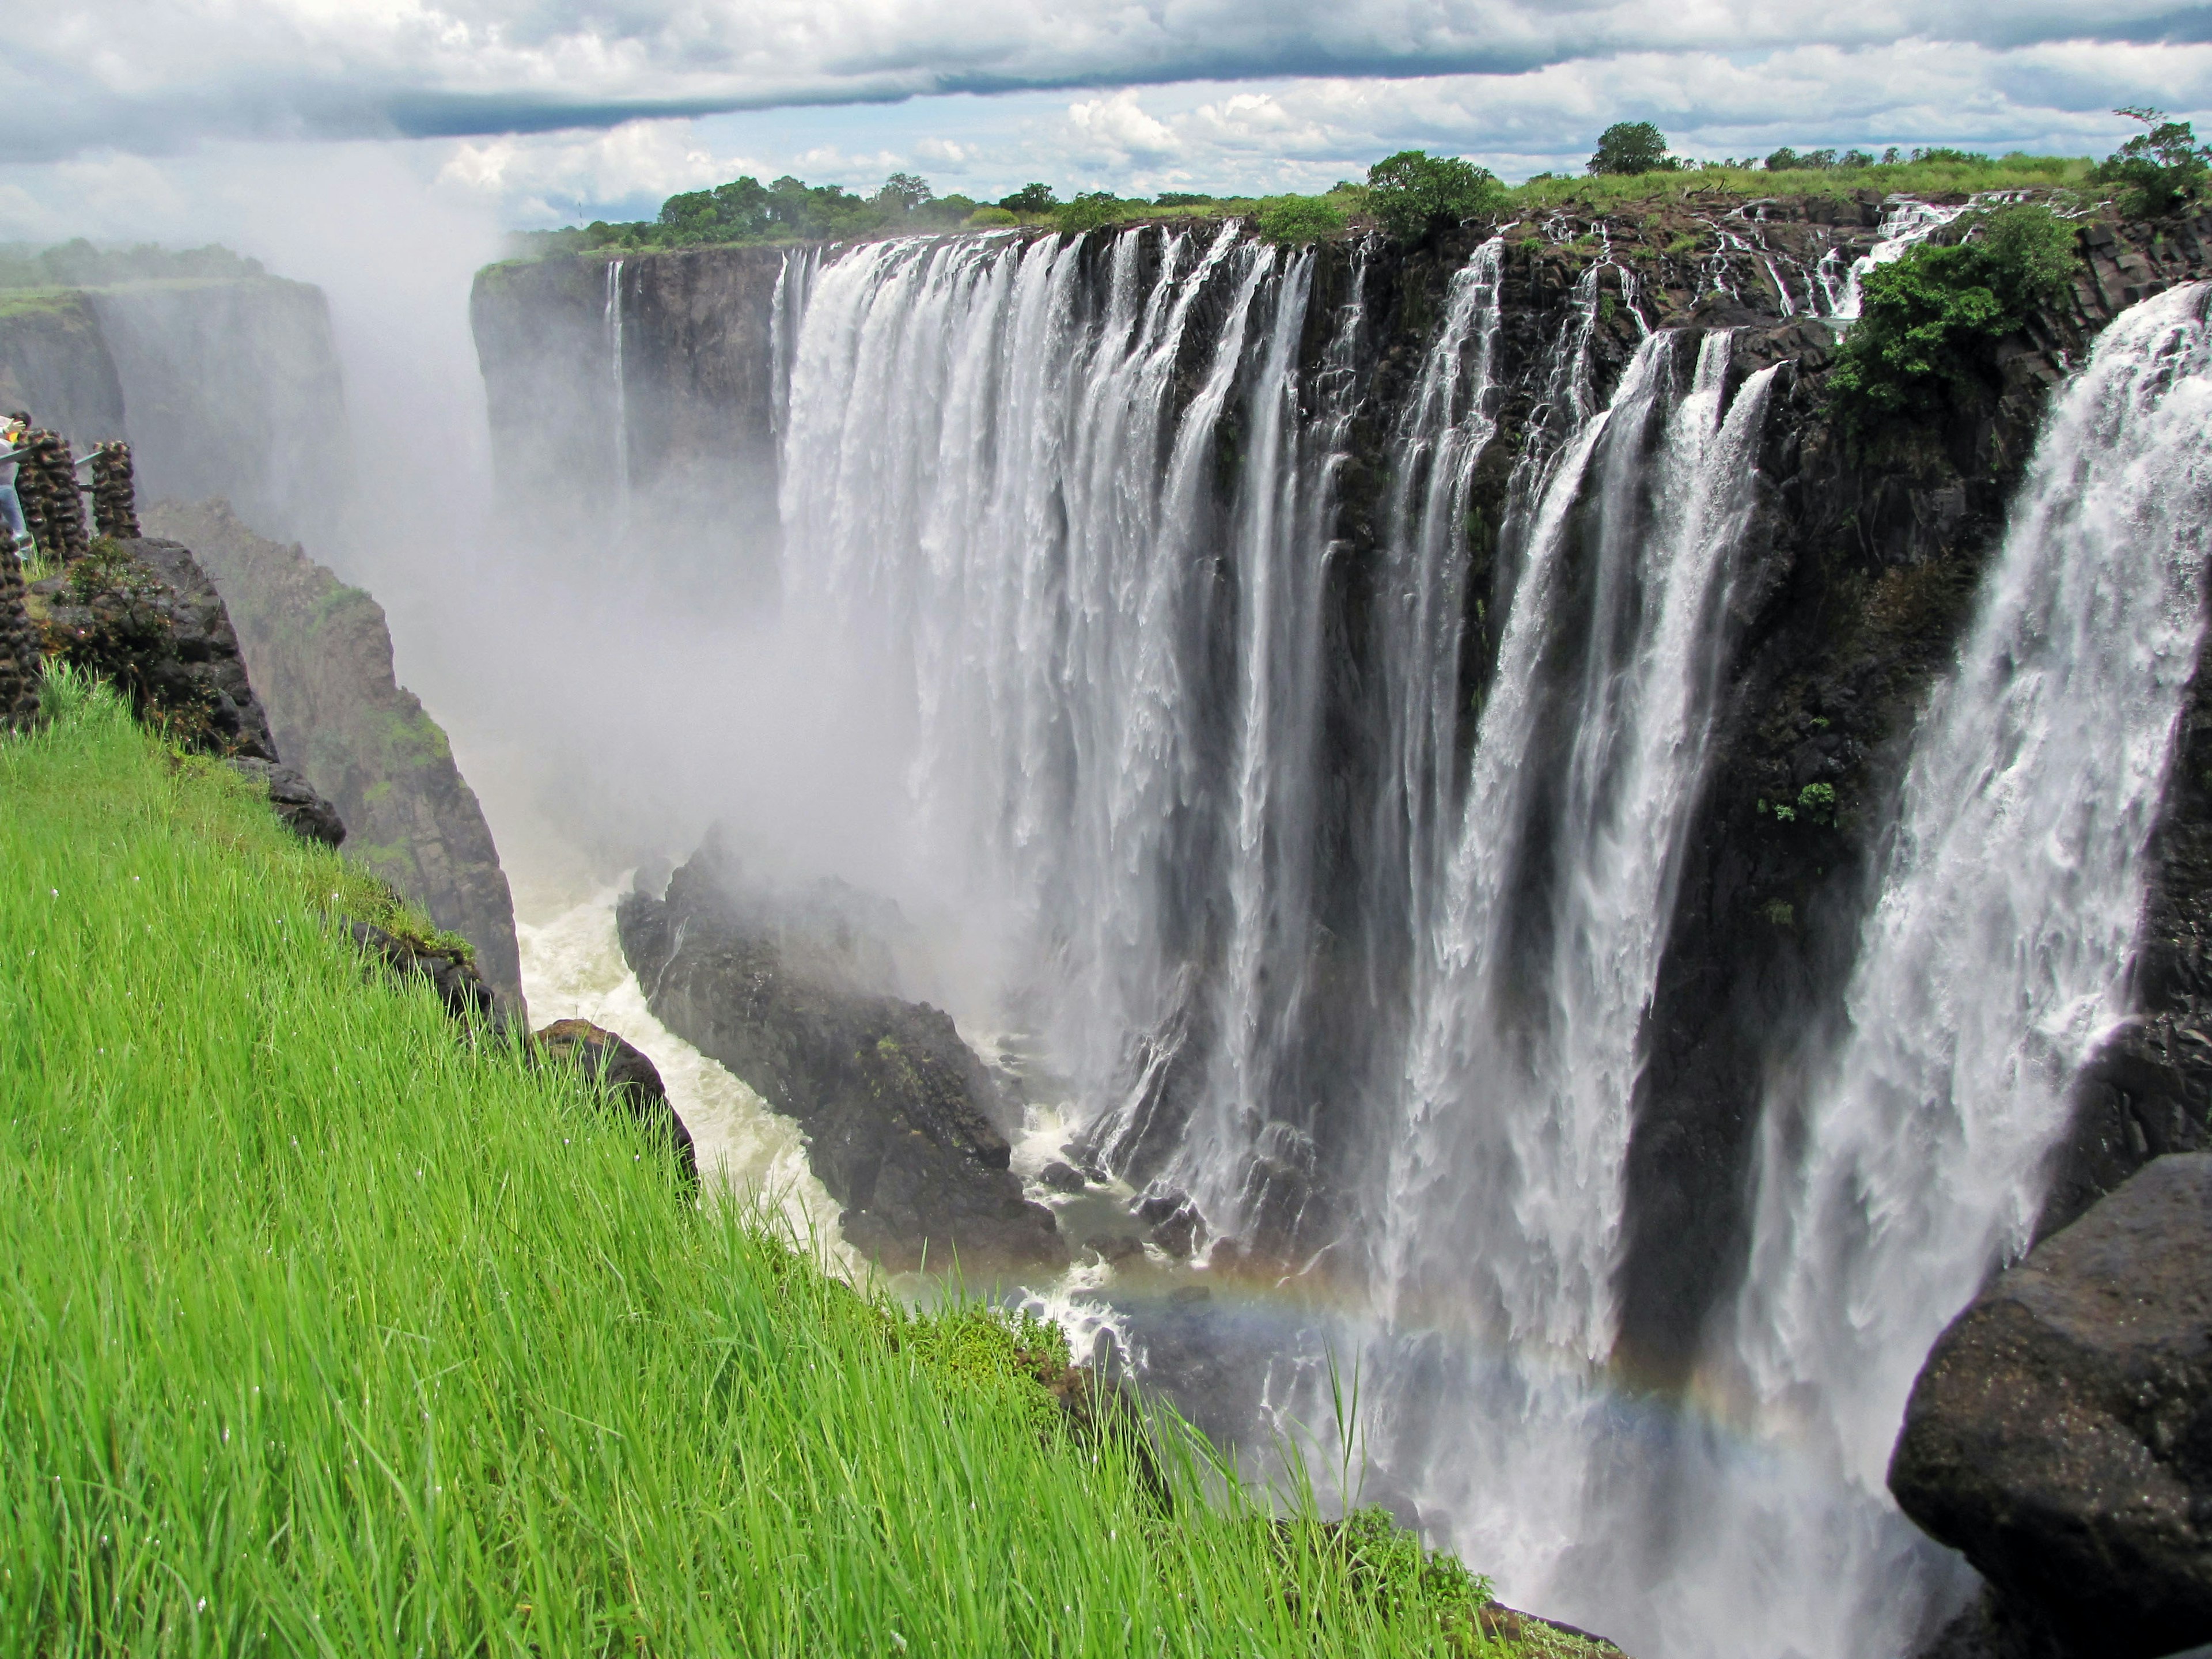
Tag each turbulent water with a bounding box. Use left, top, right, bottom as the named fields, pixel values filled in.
left=517, top=885, right=854, bottom=1269
left=753, top=226, right=2212, bottom=1657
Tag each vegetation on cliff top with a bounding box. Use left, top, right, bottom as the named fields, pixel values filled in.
left=0, top=672, right=1531, bottom=1656
left=1828, top=203, right=2081, bottom=427
left=0, top=238, right=267, bottom=291
left=511, top=139, right=2093, bottom=265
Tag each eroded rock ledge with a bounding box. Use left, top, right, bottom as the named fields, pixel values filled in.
left=618, top=843, right=1067, bottom=1275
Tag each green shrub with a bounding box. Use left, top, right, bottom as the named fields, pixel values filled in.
left=1255, top=195, right=1348, bottom=245
left=998, top=182, right=1059, bottom=215
left=1589, top=122, right=1676, bottom=176
left=1829, top=203, right=2080, bottom=425
left=1056, top=191, right=1126, bottom=234
left=2093, top=107, right=2212, bottom=217
left=966, top=206, right=1020, bottom=228
left=1366, top=150, right=1508, bottom=242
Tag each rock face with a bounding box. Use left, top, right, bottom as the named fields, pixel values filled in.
left=476, top=204, right=2212, bottom=1330
left=0, top=278, right=349, bottom=544
left=32, top=536, right=345, bottom=841
left=1889, top=1154, right=2212, bottom=1659
left=471, top=247, right=783, bottom=594
left=350, top=919, right=497, bottom=1027
left=618, top=846, right=1066, bottom=1274
left=144, top=501, right=525, bottom=1017
left=531, top=1018, right=697, bottom=1187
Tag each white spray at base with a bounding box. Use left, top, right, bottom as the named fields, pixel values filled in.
left=517, top=885, right=858, bottom=1275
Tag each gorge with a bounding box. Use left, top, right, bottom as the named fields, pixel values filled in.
left=466, top=194, right=2212, bottom=1658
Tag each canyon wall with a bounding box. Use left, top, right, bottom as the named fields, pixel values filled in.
left=0, top=276, right=350, bottom=542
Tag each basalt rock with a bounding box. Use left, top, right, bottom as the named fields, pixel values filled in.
left=618, top=844, right=1066, bottom=1275
left=227, top=756, right=344, bottom=847
left=349, top=918, right=497, bottom=1028
left=531, top=1018, right=697, bottom=1187
left=35, top=535, right=282, bottom=761
left=1889, top=1154, right=2212, bottom=1659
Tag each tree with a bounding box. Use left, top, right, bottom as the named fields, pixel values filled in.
left=998, top=183, right=1059, bottom=214
left=1364, top=151, right=1506, bottom=243
left=1055, top=191, right=1124, bottom=233
left=1588, top=122, right=1674, bottom=176
left=877, top=172, right=934, bottom=213
left=2093, top=108, right=2212, bottom=217
left=1829, top=204, right=2080, bottom=425
left=1255, top=195, right=1347, bottom=245
left=1765, top=147, right=1801, bottom=171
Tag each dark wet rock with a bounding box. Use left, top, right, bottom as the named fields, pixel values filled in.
left=227, top=756, right=344, bottom=847
left=1890, top=1154, right=2212, bottom=1659
left=36, top=535, right=278, bottom=760
left=531, top=1017, right=696, bottom=1187
left=618, top=843, right=1066, bottom=1275
left=349, top=918, right=497, bottom=1028
left=1038, top=1160, right=1086, bottom=1194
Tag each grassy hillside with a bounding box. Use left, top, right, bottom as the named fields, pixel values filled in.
left=0, top=675, right=1535, bottom=1656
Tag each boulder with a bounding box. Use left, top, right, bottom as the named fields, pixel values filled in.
left=228, top=756, right=344, bottom=847
left=618, top=845, right=1066, bottom=1275
left=1889, top=1153, right=2212, bottom=1659
left=532, top=1018, right=696, bottom=1187
left=349, top=919, right=497, bottom=1028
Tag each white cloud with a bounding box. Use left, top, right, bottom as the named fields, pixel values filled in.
left=1069, top=91, right=1185, bottom=165
left=7, top=0, right=2210, bottom=164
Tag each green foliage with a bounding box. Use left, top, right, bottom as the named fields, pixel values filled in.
left=1156, top=191, right=1218, bottom=207
left=1589, top=122, right=1676, bottom=176
left=1256, top=195, right=1349, bottom=245
left=1366, top=151, right=1508, bottom=242
left=0, top=681, right=1545, bottom=1658
left=1056, top=191, right=1127, bottom=233
left=2092, top=107, right=2212, bottom=217
left=1271, top=1507, right=1493, bottom=1651
left=1796, top=782, right=1838, bottom=825
left=967, top=206, right=1021, bottom=228
left=999, top=182, right=1060, bottom=215
left=0, top=237, right=266, bottom=291
left=876, top=171, right=934, bottom=213
left=1764, top=147, right=1878, bottom=172
left=1829, top=204, right=2080, bottom=425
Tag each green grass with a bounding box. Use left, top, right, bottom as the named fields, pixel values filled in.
left=0, top=674, right=1525, bottom=1657
left=1500, top=154, right=2092, bottom=215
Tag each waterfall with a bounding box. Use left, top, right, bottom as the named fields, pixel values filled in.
left=769, top=247, right=817, bottom=443
left=1823, top=198, right=1969, bottom=320
left=779, top=225, right=1316, bottom=1187
left=605, top=256, right=630, bottom=536
left=1728, top=277, right=2212, bottom=1490
left=761, top=215, right=2212, bottom=1657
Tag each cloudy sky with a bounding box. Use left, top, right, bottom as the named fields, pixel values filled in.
left=1, top=1, right=2205, bottom=240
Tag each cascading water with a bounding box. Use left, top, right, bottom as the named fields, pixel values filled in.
left=779, top=224, right=1304, bottom=1196
left=605, top=256, right=630, bottom=535
left=1822, top=198, right=1970, bottom=320
left=757, top=209, right=2212, bottom=1659
left=1641, top=279, right=2212, bottom=1654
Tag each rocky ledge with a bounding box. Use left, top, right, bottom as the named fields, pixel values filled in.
left=618, top=843, right=1066, bottom=1275
left=1890, top=1153, right=2212, bottom=1659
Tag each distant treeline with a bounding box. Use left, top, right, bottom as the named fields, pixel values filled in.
left=507, top=130, right=2104, bottom=262
left=0, top=239, right=267, bottom=291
